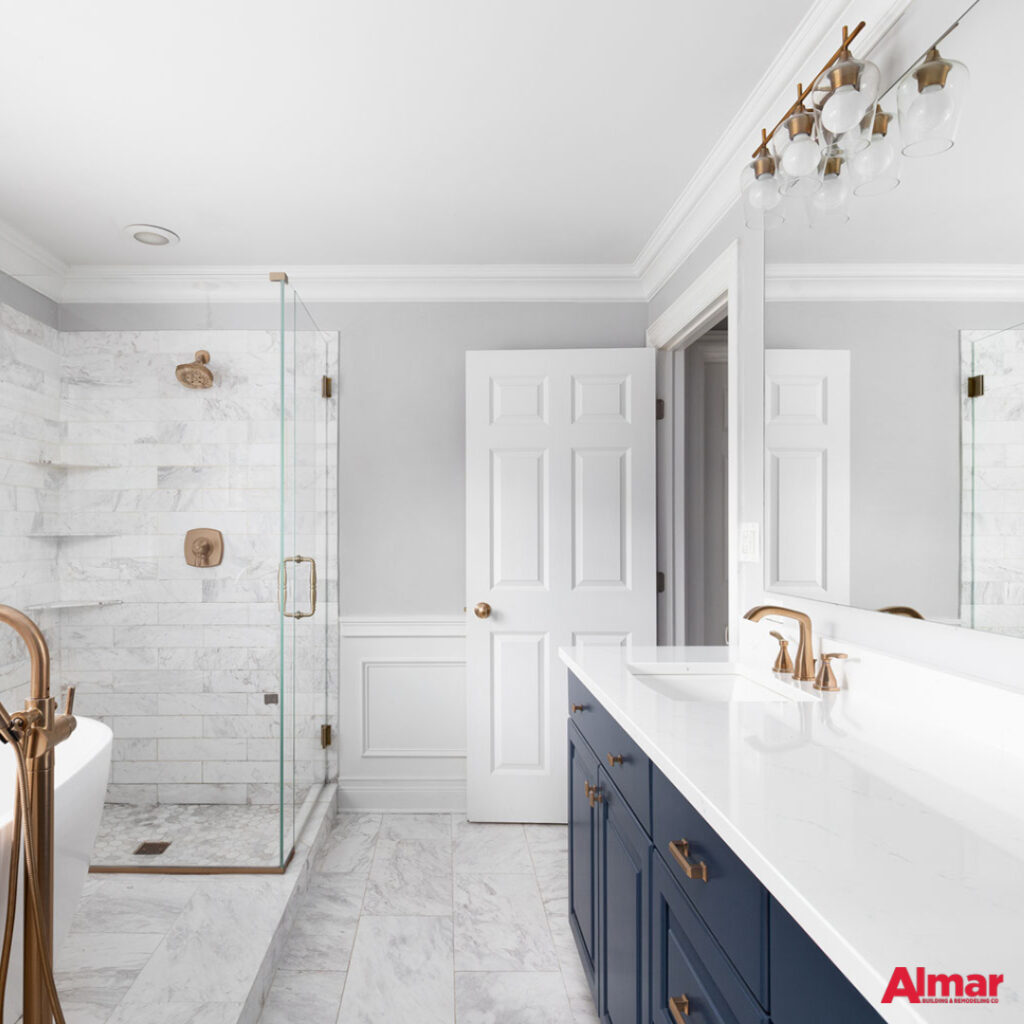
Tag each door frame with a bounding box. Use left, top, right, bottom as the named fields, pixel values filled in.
left=647, top=241, right=741, bottom=650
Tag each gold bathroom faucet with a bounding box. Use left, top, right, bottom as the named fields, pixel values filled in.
left=744, top=605, right=816, bottom=682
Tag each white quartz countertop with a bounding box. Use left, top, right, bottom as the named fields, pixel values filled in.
left=559, top=645, right=1024, bottom=1024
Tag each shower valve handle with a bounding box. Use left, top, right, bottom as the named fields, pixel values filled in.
left=64, top=686, right=76, bottom=716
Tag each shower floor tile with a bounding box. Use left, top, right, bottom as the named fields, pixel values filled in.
left=91, top=803, right=284, bottom=868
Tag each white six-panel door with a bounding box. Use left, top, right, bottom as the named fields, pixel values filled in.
left=465, top=348, right=656, bottom=822
left=764, top=349, right=851, bottom=604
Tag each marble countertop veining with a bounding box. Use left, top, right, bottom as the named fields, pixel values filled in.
left=559, top=645, right=1024, bottom=1024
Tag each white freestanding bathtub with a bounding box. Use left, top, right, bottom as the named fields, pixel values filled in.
left=0, top=716, right=112, bottom=1021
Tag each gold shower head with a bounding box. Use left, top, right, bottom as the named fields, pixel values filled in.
left=176, top=350, right=214, bottom=389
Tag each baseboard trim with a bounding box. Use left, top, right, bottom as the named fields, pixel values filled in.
left=337, top=776, right=467, bottom=813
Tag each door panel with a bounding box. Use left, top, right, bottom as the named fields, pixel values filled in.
left=764, top=350, right=850, bottom=604
left=466, top=349, right=656, bottom=822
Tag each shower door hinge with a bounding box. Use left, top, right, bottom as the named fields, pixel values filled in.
left=321, top=375, right=333, bottom=398
left=321, top=723, right=333, bottom=748
left=657, top=570, right=665, bottom=593
left=967, top=374, right=984, bottom=398
left=656, top=398, right=665, bottom=420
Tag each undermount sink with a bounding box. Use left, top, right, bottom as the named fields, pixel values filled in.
left=627, top=667, right=815, bottom=703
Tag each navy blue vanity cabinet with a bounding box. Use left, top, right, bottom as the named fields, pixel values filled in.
left=652, top=855, right=769, bottom=1024
left=652, top=767, right=768, bottom=1005
left=597, top=767, right=651, bottom=1024
left=568, top=720, right=601, bottom=1004
left=769, top=897, right=885, bottom=1023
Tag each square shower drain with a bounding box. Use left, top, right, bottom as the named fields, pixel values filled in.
left=133, top=841, right=171, bottom=856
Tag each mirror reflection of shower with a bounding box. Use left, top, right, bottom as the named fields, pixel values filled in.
left=175, top=349, right=214, bottom=388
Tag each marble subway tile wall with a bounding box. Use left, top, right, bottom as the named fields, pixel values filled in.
left=962, top=329, right=1024, bottom=637
left=0, top=303, right=63, bottom=706
left=56, top=327, right=337, bottom=806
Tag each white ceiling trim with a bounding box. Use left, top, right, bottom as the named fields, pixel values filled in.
left=766, top=264, right=1024, bottom=303
left=632, top=0, right=914, bottom=300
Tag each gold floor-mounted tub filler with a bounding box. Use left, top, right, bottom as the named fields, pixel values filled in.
left=0, top=605, right=78, bottom=1024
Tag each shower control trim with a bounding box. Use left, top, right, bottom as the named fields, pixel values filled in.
left=184, top=528, right=224, bottom=567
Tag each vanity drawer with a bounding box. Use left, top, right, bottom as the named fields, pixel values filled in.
left=652, top=766, right=768, bottom=1005
left=652, top=854, right=768, bottom=1024
left=568, top=674, right=650, bottom=832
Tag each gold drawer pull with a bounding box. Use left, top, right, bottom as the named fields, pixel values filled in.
left=606, top=753, right=624, bottom=767
left=668, top=839, right=708, bottom=882
left=571, top=703, right=585, bottom=713
left=669, top=995, right=691, bottom=1022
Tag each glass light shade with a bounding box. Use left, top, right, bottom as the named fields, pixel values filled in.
left=809, top=157, right=851, bottom=227
left=851, top=132, right=900, bottom=196
left=850, top=108, right=901, bottom=196
left=814, top=53, right=881, bottom=135
left=740, top=157, right=783, bottom=230
left=897, top=48, right=969, bottom=157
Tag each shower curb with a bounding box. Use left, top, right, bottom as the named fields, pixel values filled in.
left=238, top=783, right=339, bottom=1024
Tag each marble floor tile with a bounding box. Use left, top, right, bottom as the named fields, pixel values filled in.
left=530, top=847, right=569, bottom=904
left=548, top=913, right=600, bottom=1023
left=453, top=817, right=533, bottom=874
left=377, top=812, right=453, bottom=841
left=54, top=930, right=164, bottom=1010
left=119, top=877, right=289, bottom=1005
left=278, top=873, right=366, bottom=971
left=106, top=1001, right=245, bottom=1024
left=69, top=874, right=198, bottom=934
left=337, top=915, right=454, bottom=1024
left=455, top=971, right=575, bottom=1024
left=317, top=813, right=381, bottom=875
left=363, top=837, right=453, bottom=916
left=454, top=873, right=558, bottom=972
left=259, top=969, right=347, bottom=1024
left=524, top=823, right=568, bottom=854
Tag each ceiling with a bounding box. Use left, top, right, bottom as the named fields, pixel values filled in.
left=0, top=0, right=812, bottom=271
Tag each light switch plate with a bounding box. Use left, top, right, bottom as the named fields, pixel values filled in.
left=739, top=522, right=760, bottom=563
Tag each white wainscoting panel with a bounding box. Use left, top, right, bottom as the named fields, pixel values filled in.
left=339, top=616, right=467, bottom=811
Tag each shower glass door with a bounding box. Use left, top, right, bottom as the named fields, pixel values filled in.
left=279, top=282, right=335, bottom=865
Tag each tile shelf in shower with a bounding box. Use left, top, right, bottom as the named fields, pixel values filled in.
left=26, top=599, right=124, bottom=611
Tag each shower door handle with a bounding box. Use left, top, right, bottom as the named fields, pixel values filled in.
left=279, top=556, right=318, bottom=619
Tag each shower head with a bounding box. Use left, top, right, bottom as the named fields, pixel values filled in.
left=176, top=350, right=214, bottom=389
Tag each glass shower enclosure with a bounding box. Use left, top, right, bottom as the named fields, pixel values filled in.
left=0, top=275, right=338, bottom=872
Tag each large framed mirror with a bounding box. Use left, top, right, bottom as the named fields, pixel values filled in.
left=762, top=0, right=1024, bottom=635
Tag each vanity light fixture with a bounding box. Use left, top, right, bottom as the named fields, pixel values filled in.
left=850, top=105, right=901, bottom=195
left=741, top=19, right=969, bottom=230
left=897, top=45, right=969, bottom=157
left=740, top=130, right=784, bottom=229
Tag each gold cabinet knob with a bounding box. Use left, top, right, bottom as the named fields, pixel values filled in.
left=473, top=602, right=492, bottom=619
left=607, top=753, right=624, bottom=767
left=669, top=995, right=691, bottom=1022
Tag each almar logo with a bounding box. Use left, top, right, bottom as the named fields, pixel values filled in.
left=882, top=967, right=1004, bottom=1005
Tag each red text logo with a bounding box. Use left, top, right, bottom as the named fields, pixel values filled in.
left=882, top=967, right=1003, bottom=1005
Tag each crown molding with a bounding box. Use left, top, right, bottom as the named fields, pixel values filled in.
left=0, top=218, right=68, bottom=302
left=632, top=0, right=914, bottom=300
left=51, top=262, right=645, bottom=304
left=766, top=263, right=1024, bottom=303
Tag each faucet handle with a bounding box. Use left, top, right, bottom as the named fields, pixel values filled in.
left=63, top=685, right=76, bottom=716
left=814, top=652, right=847, bottom=692
left=769, top=631, right=793, bottom=674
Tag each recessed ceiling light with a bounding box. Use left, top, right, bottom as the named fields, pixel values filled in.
left=124, top=223, right=180, bottom=247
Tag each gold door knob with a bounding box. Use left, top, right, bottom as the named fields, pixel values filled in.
left=473, top=602, right=492, bottom=619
